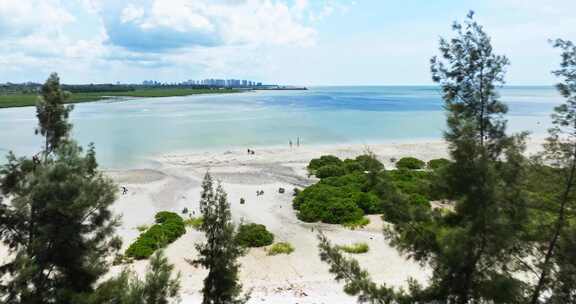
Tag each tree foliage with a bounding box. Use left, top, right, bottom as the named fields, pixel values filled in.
left=319, top=12, right=531, bottom=304
left=192, top=173, right=249, bottom=304
left=0, top=74, right=121, bottom=303
left=527, top=39, right=576, bottom=304
left=35, top=73, right=73, bottom=156
left=90, top=251, right=180, bottom=304
left=395, top=157, right=425, bottom=170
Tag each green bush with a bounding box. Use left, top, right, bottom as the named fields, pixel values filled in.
left=388, top=169, right=433, bottom=198
left=427, top=158, right=451, bottom=170
left=338, top=242, right=369, bottom=254
left=236, top=223, right=274, bottom=247
left=267, top=242, right=294, bottom=255
left=396, top=157, right=425, bottom=170
left=343, top=159, right=364, bottom=173
left=293, top=183, right=365, bottom=224
left=126, top=211, right=185, bottom=259
left=354, top=154, right=384, bottom=172
left=382, top=193, right=432, bottom=224
left=320, top=172, right=367, bottom=189
left=354, top=192, right=381, bottom=214
left=308, top=155, right=342, bottom=172
left=316, top=164, right=347, bottom=178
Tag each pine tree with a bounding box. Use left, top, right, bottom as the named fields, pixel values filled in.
left=318, top=12, right=531, bottom=303
left=35, top=73, right=73, bottom=157
left=0, top=74, right=120, bottom=303
left=424, top=11, right=530, bottom=303
left=90, top=251, right=180, bottom=304
left=528, top=39, right=576, bottom=304
left=192, top=173, right=248, bottom=304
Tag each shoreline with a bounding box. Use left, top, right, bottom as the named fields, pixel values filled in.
left=0, top=88, right=246, bottom=109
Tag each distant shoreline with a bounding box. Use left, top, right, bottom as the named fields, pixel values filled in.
left=0, top=87, right=244, bottom=109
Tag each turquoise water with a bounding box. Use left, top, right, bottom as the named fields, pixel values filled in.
left=0, top=86, right=560, bottom=169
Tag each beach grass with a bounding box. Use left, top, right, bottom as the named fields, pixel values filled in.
left=0, top=88, right=241, bottom=108
left=338, top=242, right=369, bottom=254
left=184, top=216, right=204, bottom=230
left=343, top=217, right=371, bottom=230
left=267, top=242, right=295, bottom=255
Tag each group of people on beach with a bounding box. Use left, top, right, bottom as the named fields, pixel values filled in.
left=247, top=149, right=255, bottom=155
left=289, top=137, right=301, bottom=149
left=256, top=190, right=265, bottom=196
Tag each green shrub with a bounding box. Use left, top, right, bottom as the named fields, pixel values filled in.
left=184, top=216, right=204, bottom=230
left=338, top=242, right=369, bottom=254
left=236, top=223, right=274, bottom=247
left=308, top=155, right=342, bottom=172
left=388, top=169, right=433, bottom=198
left=354, top=154, right=384, bottom=172
left=382, top=193, right=432, bottom=224
left=125, top=211, right=185, bottom=259
left=343, top=217, right=370, bottom=230
left=316, top=164, right=347, bottom=178
left=427, top=158, right=451, bottom=170
left=354, top=192, right=381, bottom=214
left=343, top=159, right=364, bottom=173
left=396, top=157, right=425, bottom=170
left=293, top=183, right=364, bottom=224
left=320, top=172, right=367, bottom=189
left=267, top=242, right=294, bottom=255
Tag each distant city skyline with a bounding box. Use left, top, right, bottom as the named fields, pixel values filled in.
left=1, top=1, right=576, bottom=85
left=142, top=78, right=264, bottom=87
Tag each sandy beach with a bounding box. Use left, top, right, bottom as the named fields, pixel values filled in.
left=0, top=139, right=545, bottom=303
left=101, top=139, right=546, bottom=303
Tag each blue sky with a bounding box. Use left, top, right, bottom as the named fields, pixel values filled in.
left=1, top=0, right=575, bottom=85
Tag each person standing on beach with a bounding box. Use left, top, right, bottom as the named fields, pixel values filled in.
left=289, top=140, right=293, bottom=149
left=297, top=137, right=300, bottom=147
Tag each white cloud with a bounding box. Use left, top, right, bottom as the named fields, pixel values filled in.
left=120, top=4, right=145, bottom=24
left=0, top=0, right=350, bottom=83
left=98, top=0, right=318, bottom=51
left=0, top=0, right=75, bottom=38
left=138, top=0, right=214, bottom=32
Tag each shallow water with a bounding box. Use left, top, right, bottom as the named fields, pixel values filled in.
left=0, top=86, right=559, bottom=169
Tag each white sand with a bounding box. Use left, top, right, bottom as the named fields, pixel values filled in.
left=2, top=139, right=546, bottom=303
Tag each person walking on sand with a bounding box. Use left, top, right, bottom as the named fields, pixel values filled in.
left=289, top=140, right=293, bottom=149
left=297, top=137, right=300, bottom=147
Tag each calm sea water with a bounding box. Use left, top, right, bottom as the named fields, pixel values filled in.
left=0, top=86, right=560, bottom=169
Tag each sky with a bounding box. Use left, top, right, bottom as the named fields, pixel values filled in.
left=1, top=0, right=575, bottom=86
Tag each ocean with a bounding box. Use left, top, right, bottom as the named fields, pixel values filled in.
left=0, top=86, right=559, bottom=169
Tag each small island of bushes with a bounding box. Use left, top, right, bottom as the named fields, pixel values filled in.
left=293, top=154, right=451, bottom=226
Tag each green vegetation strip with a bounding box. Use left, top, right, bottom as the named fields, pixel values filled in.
left=184, top=216, right=204, bottom=230
left=0, top=88, right=241, bottom=108
left=126, top=211, right=185, bottom=260
left=267, top=242, right=295, bottom=255
left=338, top=242, right=369, bottom=254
